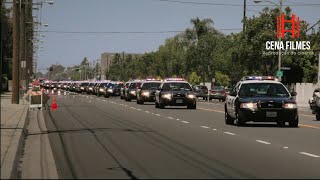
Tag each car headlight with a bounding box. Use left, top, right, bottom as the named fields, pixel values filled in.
left=240, top=102, right=257, bottom=109
left=283, top=103, right=297, bottom=109
left=130, top=90, right=136, bottom=95
left=89, top=87, right=92, bottom=90
left=142, top=91, right=150, bottom=96
left=187, top=94, right=195, bottom=99
left=99, top=88, right=104, bottom=92
left=107, top=89, right=113, bottom=93
left=162, top=94, right=172, bottom=99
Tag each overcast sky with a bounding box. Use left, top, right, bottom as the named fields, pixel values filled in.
left=27, top=0, right=320, bottom=73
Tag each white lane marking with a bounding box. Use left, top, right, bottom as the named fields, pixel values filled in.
left=137, top=109, right=141, bottom=111
left=103, top=100, right=106, bottom=101
left=212, top=129, right=217, bottom=131
left=181, top=121, right=189, bottom=124
left=86, top=96, right=88, bottom=98
left=145, top=111, right=150, bottom=113
left=256, top=140, right=271, bottom=145
left=130, top=107, right=135, bottom=109
left=151, top=113, right=155, bottom=115
left=155, top=114, right=160, bottom=116
left=283, top=147, right=288, bottom=149
left=200, top=126, right=210, bottom=129
left=168, top=117, right=174, bottom=120
left=176, top=118, right=180, bottom=121
left=89, top=101, right=92, bottom=103
left=224, top=132, right=236, bottom=135
left=299, top=152, right=320, bottom=158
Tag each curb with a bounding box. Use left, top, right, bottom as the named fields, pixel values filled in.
left=0, top=104, right=29, bottom=179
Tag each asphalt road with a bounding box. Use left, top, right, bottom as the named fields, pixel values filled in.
left=43, top=90, right=320, bottom=179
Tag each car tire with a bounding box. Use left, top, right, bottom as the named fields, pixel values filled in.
left=159, top=99, right=165, bottom=109
left=316, top=113, right=320, bottom=121
left=120, top=95, right=124, bottom=99
left=235, top=113, right=245, bottom=126
left=225, top=111, right=234, bottom=125
left=289, top=118, right=299, bottom=127
left=155, top=101, right=159, bottom=108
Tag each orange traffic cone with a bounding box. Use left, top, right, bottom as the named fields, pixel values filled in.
left=51, top=96, right=58, bottom=110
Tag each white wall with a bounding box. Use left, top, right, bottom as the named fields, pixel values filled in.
left=295, top=83, right=320, bottom=107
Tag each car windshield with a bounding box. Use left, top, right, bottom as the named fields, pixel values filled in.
left=142, top=83, right=161, bottom=90
left=129, top=83, right=141, bottom=88
left=212, top=86, right=224, bottom=91
left=108, top=83, right=115, bottom=88
left=99, top=83, right=108, bottom=87
left=239, top=83, right=290, bottom=98
left=162, top=83, right=192, bottom=91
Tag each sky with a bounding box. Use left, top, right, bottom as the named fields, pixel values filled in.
left=28, top=0, right=320, bottom=73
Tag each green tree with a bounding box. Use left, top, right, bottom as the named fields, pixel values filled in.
left=215, top=71, right=230, bottom=87
left=188, top=72, right=201, bottom=85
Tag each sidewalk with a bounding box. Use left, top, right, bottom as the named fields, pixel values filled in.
left=1, top=92, right=29, bottom=179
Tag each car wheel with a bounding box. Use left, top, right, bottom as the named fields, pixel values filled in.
left=155, top=101, right=159, bottom=108
left=120, top=95, right=124, bottom=99
left=225, top=110, right=234, bottom=125
left=127, top=96, right=131, bottom=102
left=235, top=113, right=245, bottom=126
left=316, top=113, right=320, bottom=121
left=159, top=99, right=165, bottom=109
left=289, top=118, right=299, bottom=127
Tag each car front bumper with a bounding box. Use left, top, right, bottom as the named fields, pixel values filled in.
left=238, top=108, right=298, bottom=122
left=162, top=98, right=196, bottom=106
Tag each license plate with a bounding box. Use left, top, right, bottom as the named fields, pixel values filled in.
left=176, top=99, right=183, bottom=103
left=266, top=111, right=277, bottom=117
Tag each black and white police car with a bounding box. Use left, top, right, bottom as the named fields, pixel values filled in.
left=155, top=78, right=197, bottom=109
left=225, top=76, right=298, bottom=127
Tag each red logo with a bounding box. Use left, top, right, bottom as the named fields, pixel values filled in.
left=276, top=13, right=300, bottom=38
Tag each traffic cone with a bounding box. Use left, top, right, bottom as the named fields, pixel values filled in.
left=51, top=96, right=58, bottom=110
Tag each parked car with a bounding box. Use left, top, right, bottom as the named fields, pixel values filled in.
left=209, top=86, right=227, bottom=101
left=193, top=85, right=208, bottom=100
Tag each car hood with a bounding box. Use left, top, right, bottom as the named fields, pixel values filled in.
left=239, top=97, right=295, bottom=103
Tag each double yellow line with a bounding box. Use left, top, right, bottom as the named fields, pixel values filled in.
left=198, top=107, right=320, bottom=130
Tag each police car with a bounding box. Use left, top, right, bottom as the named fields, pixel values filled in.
left=225, top=76, right=298, bottom=127
left=155, top=78, right=197, bottom=109
left=136, top=79, right=162, bottom=104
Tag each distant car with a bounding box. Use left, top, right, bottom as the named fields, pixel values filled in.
left=120, top=82, right=131, bottom=99
left=193, top=85, right=208, bottom=100
left=209, top=86, right=227, bottom=102
left=155, top=78, right=196, bottom=109
left=125, top=81, right=142, bottom=101
left=104, top=82, right=124, bottom=98
left=136, top=81, right=162, bottom=104
left=97, top=82, right=109, bottom=97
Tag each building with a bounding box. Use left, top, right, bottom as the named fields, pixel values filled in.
left=100, top=52, right=142, bottom=80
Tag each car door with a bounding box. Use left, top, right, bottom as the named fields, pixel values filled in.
left=227, top=83, right=239, bottom=118
left=155, top=83, right=163, bottom=103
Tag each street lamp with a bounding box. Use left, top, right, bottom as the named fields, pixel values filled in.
left=254, top=0, right=283, bottom=81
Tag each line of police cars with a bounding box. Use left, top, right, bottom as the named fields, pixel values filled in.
left=41, top=76, right=299, bottom=127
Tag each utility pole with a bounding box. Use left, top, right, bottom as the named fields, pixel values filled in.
left=243, top=0, right=246, bottom=31
left=318, top=52, right=320, bottom=85
left=20, top=1, right=26, bottom=93
left=12, top=0, right=20, bottom=104
left=278, top=0, right=283, bottom=82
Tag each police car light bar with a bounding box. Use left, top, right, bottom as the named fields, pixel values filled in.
left=242, top=76, right=275, bottom=81
left=165, top=78, right=186, bottom=82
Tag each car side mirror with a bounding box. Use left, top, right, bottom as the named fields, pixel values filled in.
left=315, top=90, right=320, bottom=93
left=229, top=91, right=237, bottom=96
left=290, top=92, right=297, bottom=96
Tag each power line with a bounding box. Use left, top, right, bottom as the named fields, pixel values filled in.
left=153, top=0, right=320, bottom=7
left=38, top=28, right=243, bottom=34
